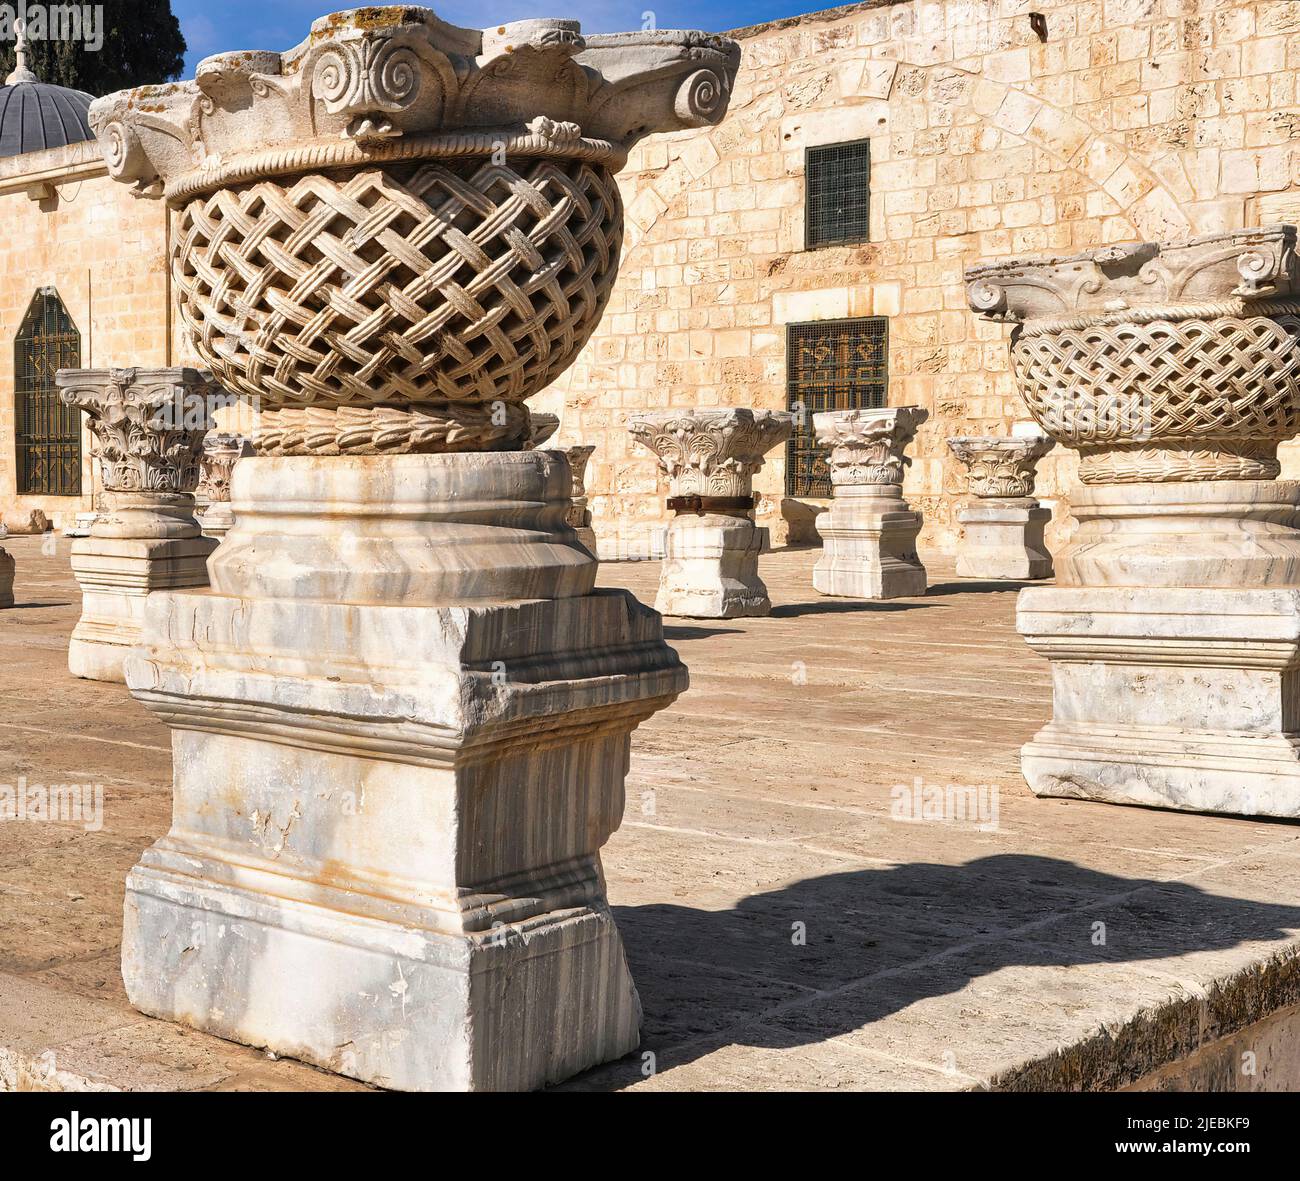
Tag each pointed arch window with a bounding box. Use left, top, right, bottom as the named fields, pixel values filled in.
left=14, top=287, right=81, bottom=495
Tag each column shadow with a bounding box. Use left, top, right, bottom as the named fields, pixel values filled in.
left=562, top=853, right=1300, bottom=1090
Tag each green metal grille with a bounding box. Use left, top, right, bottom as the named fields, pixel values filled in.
left=14, top=287, right=81, bottom=496
left=786, top=317, right=888, bottom=498
left=805, top=139, right=871, bottom=249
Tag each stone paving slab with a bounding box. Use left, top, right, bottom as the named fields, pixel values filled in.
left=1, top=534, right=1299, bottom=1091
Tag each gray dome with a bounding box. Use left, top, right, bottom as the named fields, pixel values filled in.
left=0, top=78, right=94, bottom=158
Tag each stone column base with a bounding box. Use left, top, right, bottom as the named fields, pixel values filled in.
left=122, top=451, right=686, bottom=1090
left=1019, top=585, right=1300, bottom=817
left=574, top=525, right=598, bottom=554
left=814, top=503, right=926, bottom=600
left=124, top=588, right=682, bottom=1090
left=956, top=501, right=1053, bottom=581
left=69, top=536, right=215, bottom=683
left=655, top=514, right=771, bottom=618
left=198, top=506, right=235, bottom=539
left=0, top=546, right=13, bottom=608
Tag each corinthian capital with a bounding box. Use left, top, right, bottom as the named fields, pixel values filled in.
left=56, top=368, right=219, bottom=494
left=627, top=409, right=793, bottom=499
left=814, top=407, right=929, bottom=487
left=947, top=435, right=1055, bottom=499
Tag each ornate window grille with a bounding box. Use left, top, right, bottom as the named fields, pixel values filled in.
left=786, top=317, right=888, bottom=498
left=805, top=139, right=871, bottom=249
left=14, top=287, right=81, bottom=496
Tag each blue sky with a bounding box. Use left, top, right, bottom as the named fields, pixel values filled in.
left=171, top=0, right=831, bottom=73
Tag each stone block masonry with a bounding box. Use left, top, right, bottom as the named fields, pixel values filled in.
left=542, top=0, right=1300, bottom=560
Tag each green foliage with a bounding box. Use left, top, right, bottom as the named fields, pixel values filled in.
left=0, top=1, right=186, bottom=96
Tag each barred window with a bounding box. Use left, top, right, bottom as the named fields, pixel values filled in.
left=805, top=139, right=871, bottom=249
left=786, top=317, right=888, bottom=498
left=14, top=288, right=82, bottom=496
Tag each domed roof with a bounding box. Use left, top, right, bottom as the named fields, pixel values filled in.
left=0, top=26, right=94, bottom=158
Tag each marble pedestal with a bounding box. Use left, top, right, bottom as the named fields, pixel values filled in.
left=122, top=452, right=687, bottom=1091
left=814, top=485, right=926, bottom=599
left=956, top=500, right=1052, bottom=581
left=656, top=514, right=770, bottom=618
left=0, top=546, right=13, bottom=607
left=68, top=495, right=215, bottom=683
left=1018, top=480, right=1300, bottom=816
left=627, top=409, right=792, bottom=620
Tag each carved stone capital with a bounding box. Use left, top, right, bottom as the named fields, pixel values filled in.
left=563, top=443, right=596, bottom=529
left=627, top=409, right=793, bottom=500
left=197, top=433, right=251, bottom=505
left=966, top=226, right=1300, bottom=322
left=967, top=226, right=1300, bottom=484
left=87, top=8, right=741, bottom=201
left=813, top=407, right=929, bottom=487
left=56, top=367, right=218, bottom=495
left=88, top=9, right=739, bottom=441
left=947, top=435, right=1054, bottom=499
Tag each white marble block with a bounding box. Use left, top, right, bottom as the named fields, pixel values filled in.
left=813, top=407, right=929, bottom=600
left=91, top=6, right=734, bottom=1090
left=628, top=408, right=792, bottom=618
left=968, top=225, right=1300, bottom=817
left=57, top=368, right=217, bottom=683
left=947, top=435, right=1055, bottom=581
left=123, top=453, right=687, bottom=1091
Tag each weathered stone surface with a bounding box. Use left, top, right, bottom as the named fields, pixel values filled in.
left=628, top=408, right=791, bottom=617
left=123, top=453, right=687, bottom=1092
left=96, top=7, right=725, bottom=1091
left=56, top=368, right=217, bottom=683
left=2, top=509, right=48, bottom=535
left=11, top=537, right=1300, bottom=1094
left=564, top=443, right=598, bottom=553
left=195, top=432, right=250, bottom=539
left=813, top=407, right=929, bottom=599
left=948, top=435, right=1055, bottom=580
left=89, top=8, right=741, bottom=453
left=0, top=545, right=12, bottom=607
left=971, top=225, right=1300, bottom=817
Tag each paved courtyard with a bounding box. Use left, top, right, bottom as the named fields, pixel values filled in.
left=2, top=533, right=1300, bottom=1091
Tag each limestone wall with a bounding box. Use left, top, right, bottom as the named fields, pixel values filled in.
left=546, top=0, right=1300, bottom=557
left=0, top=142, right=170, bottom=527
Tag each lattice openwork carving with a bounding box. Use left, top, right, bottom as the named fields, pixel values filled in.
left=173, top=158, right=622, bottom=412
left=1011, top=312, right=1300, bottom=482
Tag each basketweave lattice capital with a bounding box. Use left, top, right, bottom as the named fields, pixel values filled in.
left=87, top=7, right=740, bottom=455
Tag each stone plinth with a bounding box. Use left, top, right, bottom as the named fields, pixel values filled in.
left=91, top=7, right=733, bottom=1091
left=124, top=452, right=686, bottom=1091
left=813, top=407, right=929, bottom=599
left=628, top=409, right=792, bottom=618
left=56, top=368, right=217, bottom=683
left=0, top=544, right=12, bottom=607
left=564, top=443, right=597, bottom=553
left=196, top=433, right=251, bottom=539
left=947, top=435, right=1055, bottom=581
left=968, top=225, right=1300, bottom=817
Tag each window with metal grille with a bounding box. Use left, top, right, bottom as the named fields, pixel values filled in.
left=786, top=317, right=888, bottom=498
left=14, top=288, right=82, bottom=496
left=805, top=139, right=871, bottom=249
